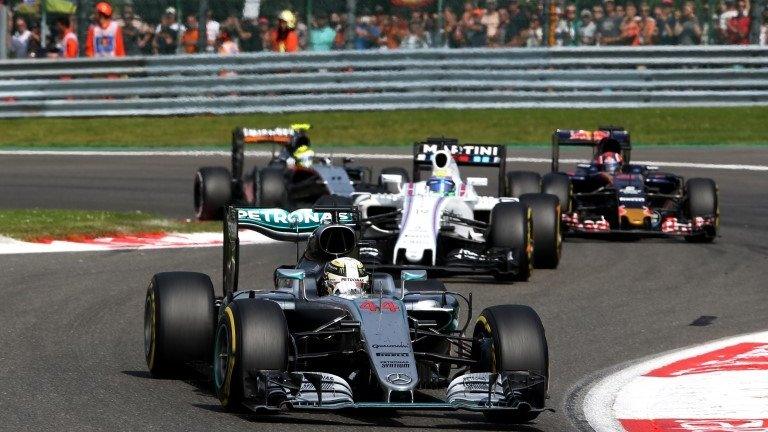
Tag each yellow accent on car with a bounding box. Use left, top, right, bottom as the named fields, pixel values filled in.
left=290, top=123, right=311, bottom=132
left=219, top=306, right=237, bottom=406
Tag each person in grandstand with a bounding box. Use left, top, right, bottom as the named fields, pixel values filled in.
left=86, top=2, right=125, bottom=57
left=271, top=10, right=300, bottom=52
left=56, top=17, right=78, bottom=58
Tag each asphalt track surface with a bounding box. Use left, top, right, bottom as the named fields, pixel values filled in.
left=1, top=147, right=767, bottom=431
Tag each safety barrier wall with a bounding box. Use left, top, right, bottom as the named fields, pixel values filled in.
left=1, top=46, right=766, bottom=118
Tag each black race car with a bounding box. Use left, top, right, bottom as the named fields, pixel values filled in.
left=143, top=205, right=550, bottom=423
left=506, top=127, right=719, bottom=241
left=193, top=125, right=376, bottom=220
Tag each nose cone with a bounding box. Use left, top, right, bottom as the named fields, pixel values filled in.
left=405, top=249, right=424, bottom=263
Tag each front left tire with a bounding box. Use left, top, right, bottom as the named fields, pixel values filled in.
left=194, top=167, right=232, bottom=220
left=214, top=299, right=290, bottom=410
left=472, top=305, right=549, bottom=423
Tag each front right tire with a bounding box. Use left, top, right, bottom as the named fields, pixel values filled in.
left=144, top=272, right=215, bottom=377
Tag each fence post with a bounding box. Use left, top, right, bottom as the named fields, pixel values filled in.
left=750, top=0, right=765, bottom=44
left=0, top=3, right=7, bottom=60
left=198, top=0, right=208, bottom=53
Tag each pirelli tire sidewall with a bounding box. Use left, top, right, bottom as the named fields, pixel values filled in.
left=144, top=272, right=215, bottom=377
left=519, top=193, right=563, bottom=270
left=214, top=299, right=290, bottom=410
left=472, top=305, right=549, bottom=422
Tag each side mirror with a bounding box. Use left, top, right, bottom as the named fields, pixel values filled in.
left=466, top=177, right=488, bottom=187
left=400, top=269, right=427, bottom=299
left=277, top=268, right=305, bottom=280
left=276, top=268, right=306, bottom=299
left=381, top=174, right=403, bottom=185
left=401, top=270, right=428, bottom=281
left=380, top=174, right=404, bottom=194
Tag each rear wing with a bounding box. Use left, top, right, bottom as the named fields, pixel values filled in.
left=222, top=205, right=358, bottom=297
left=551, top=127, right=631, bottom=172
left=230, top=124, right=310, bottom=180
left=412, top=138, right=507, bottom=196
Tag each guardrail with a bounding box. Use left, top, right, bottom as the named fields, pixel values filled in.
left=1, top=46, right=766, bottom=118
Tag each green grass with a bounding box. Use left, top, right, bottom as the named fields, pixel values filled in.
left=0, top=209, right=218, bottom=241
left=1, top=107, right=766, bottom=148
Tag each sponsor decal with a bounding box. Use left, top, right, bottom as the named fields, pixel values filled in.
left=619, top=197, right=646, bottom=202
left=376, top=352, right=410, bottom=357
left=381, top=361, right=410, bottom=368
left=359, top=300, right=400, bottom=313
left=372, top=342, right=409, bottom=349
left=418, top=144, right=501, bottom=165
left=386, top=373, right=413, bottom=385
left=237, top=208, right=352, bottom=233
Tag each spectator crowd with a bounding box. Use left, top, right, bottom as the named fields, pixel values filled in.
left=6, top=0, right=768, bottom=59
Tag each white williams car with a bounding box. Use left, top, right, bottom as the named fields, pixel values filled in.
left=354, top=138, right=563, bottom=281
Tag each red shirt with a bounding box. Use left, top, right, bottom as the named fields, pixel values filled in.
left=727, top=15, right=750, bottom=45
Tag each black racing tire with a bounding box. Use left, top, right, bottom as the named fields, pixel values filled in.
left=519, top=193, right=562, bottom=269
left=506, top=171, right=541, bottom=198
left=487, top=202, right=532, bottom=282
left=684, top=178, right=719, bottom=243
left=254, top=167, right=287, bottom=208
left=472, top=305, right=549, bottom=424
left=214, top=299, right=289, bottom=411
left=144, top=272, right=215, bottom=378
left=542, top=172, right=572, bottom=214
left=194, top=167, right=232, bottom=220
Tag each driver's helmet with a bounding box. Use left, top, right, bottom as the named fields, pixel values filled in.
left=292, top=144, right=315, bottom=168
left=426, top=176, right=456, bottom=196
left=320, top=257, right=371, bottom=298
left=595, top=151, right=623, bottom=174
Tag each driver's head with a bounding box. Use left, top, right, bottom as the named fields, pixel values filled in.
left=292, top=144, right=314, bottom=168
left=595, top=151, right=623, bottom=174
left=320, top=257, right=371, bottom=297
left=426, top=176, right=456, bottom=196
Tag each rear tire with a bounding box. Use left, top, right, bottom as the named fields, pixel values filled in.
left=472, top=305, right=548, bottom=423
left=214, top=299, right=289, bottom=411
left=506, top=171, right=541, bottom=198
left=684, top=178, right=719, bottom=243
left=194, top=167, right=232, bottom=220
left=254, top=167, right=288, bottom=208
left=144, top=272, right=215, bottom=377
left=542, top=172, right=572, bottom=214
left=519, top=193, right=562, bottom=269
left=487, top=202, right=532, bottom=282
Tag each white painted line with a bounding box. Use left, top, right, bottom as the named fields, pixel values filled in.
left=0, top=230, right=277, bottom=255
left=0, top=150, right=766, bottom=171
left=583, top=330, right=768, bottom=432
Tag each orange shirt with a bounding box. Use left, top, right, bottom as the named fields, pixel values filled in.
left=86, top=20, right=125, bottom=57
left=62, top=30, right=78, bottom=58
left=271, top=29, right=299, bottom=52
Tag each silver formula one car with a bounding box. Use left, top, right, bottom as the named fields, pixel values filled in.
left=353, top=138, right=563, bottom=281
left=143, top=205, right=550, bottom=424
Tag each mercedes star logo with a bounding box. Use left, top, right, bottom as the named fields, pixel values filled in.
left=386, top=373, right=412, bottom=385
